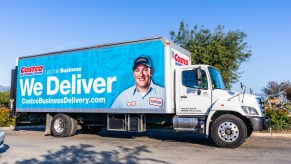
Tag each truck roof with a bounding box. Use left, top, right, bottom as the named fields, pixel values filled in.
left=18, top=37, right=189, bottom=60
left=179, top=64, right=219, bottom=70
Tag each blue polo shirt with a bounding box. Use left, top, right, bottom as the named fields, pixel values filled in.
left=111, top=82, right=165, bottom=108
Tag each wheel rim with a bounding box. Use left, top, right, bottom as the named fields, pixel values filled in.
left=217, top=121, right=239, bottom=142
left=54, top=118, right=65, bottom=133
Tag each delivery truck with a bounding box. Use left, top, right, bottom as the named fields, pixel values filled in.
left=10, top=37, right=269, bottom=148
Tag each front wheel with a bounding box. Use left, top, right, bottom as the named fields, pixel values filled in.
left=211, top=114, right=247, bottom=148
left=247, top=126, right=253, bottom=138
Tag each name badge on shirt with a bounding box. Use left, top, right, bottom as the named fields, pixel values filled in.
left=149, top=97, right=163, bottom=107
left=127, top=101, right=136, bottom=107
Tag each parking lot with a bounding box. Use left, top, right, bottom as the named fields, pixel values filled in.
left=0, top=128, right=291, bottom=164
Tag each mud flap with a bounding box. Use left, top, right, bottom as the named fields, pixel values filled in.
left=45, top=114, right=53, bottom=136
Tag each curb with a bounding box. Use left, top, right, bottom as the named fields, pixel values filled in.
left=252, top=132, right=291, bottom=138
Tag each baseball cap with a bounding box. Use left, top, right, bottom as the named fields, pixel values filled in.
left=132, top=56, right=152, bottom=70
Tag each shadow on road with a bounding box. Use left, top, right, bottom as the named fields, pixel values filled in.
left=13, top=127, right=217, bottom=148
left=0, top=144, right=10, bottom=154
left=98, top=129, right=217, bottom=147
left=14, top=144, right=170, bottom=164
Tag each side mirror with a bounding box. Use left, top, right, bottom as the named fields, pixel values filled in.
left=240, top=82, right=246, bottom=103
left=196, top=66, right=202, bottom=87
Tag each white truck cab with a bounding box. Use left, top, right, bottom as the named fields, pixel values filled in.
left=174, top=64, right=269, bottom=148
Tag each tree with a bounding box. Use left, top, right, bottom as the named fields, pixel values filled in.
left=261, top=81, right=291, bottom=97
left=286, top=87, right=291, bottom=101
left=0, top=90, right=10, bottom=107
left=169, top=21, right=252, bottom=89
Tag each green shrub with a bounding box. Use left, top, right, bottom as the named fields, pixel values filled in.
left=266, top=108, right=291, bottom=130
left=284, top=103, right=291, bottom=111
left=0, top=90, right=10, bottom=107
left=0, top=107, right=15, bottom=127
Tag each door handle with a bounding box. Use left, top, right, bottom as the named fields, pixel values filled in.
left=181, top=95, right=187, bottom=98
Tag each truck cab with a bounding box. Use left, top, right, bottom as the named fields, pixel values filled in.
left=174, top=64, right=269, bottom=148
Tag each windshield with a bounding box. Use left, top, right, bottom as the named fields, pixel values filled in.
left=208, top=67, right=225, bottom=90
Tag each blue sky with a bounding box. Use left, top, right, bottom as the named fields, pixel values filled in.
left=0, top=0, right=290, bottom=94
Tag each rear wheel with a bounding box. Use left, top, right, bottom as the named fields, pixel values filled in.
left=51, top=114, right=73, bottom=137
left=69, top=118, right=77, bottom=136
left=211, top=114, right=247, bottom=148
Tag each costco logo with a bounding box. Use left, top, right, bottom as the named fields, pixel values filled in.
left=20, top=65, right=44, bottom=76
left=174, top=54, right=189, bottom=66
left=149, top=97, right=163, bottom=107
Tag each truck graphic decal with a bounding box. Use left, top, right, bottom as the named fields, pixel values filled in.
left=16, top=40, right=165, bottom=110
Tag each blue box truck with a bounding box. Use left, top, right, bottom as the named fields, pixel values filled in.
left=10, top=37, right=269, bottom=148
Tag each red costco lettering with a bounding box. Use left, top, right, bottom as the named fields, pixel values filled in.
left=21, top=66, right=44, bottom=73
left=20, top=65, right=44, bottom=76
left=151, top=99, right=161, bottom=104
left=174, top=54, right=189, bottom=65
left=149, top=97, right=163, bottom=107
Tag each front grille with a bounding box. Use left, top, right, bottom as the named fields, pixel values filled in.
left=256, top=97, right=265, bottom=116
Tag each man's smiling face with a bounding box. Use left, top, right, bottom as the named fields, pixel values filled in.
left=133, top=64, right=152, bottom=92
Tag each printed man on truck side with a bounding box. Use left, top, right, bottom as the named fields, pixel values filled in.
left=111, top=56, right=165, bottom=108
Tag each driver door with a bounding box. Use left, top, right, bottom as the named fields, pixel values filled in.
left=176, top=67, right=212, bottom=115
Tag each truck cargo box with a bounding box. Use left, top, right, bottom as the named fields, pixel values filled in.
left=15, top=37, right=191, bottom=114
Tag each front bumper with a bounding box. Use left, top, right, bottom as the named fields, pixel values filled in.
left=249, top=117, right=270, bottom=131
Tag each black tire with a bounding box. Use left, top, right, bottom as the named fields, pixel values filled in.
left=247, top=126, right=253, bottom=138
left=51, top=114, right=73, bottom=137
left=69, top=118, right=77, bottom=136
left=211, top=114, right=247, bottom=148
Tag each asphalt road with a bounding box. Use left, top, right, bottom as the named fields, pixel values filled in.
left=0, top=128, right=291, bottom=164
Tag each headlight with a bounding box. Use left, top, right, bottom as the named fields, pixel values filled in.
left=242, top=106, right=259, bottom=115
